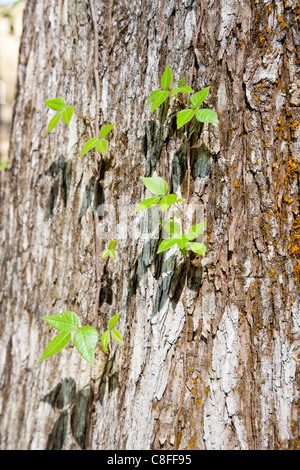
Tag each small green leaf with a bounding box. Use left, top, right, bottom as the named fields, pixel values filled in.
left=180, top=247, right=189, bottom=257
left=180, top=86, right=193, bottom=94
left=41, top=311, right=80, bottom=332
left=80, top=137, right=99, bottom=157
left=38, top=332, right=71, bottom=364
left=110, top=329, right=123, bottom=344
left=44, top=97, right=66, bottom=111
left=140, top=177, right=168, bottom=196
left=95, top=139, right=108, bottom=154
left=100, top=124, right=115, bottom=139
left=109, top=240, right=118, bottom=250
left=145, top=90, right=161, bottom=106
left=0, top=160, right=8, bottom=171
left=101, top=330, right=110, bottom=354
left=190, top=86, right=210, bottom=109
left=195, top=109, right=219, bottom=123
left=190, top=242, right=206, bottom=256
left=133, top=197, right=161, bottom=212
left=186, top=222, right=206, bottom=241
left=101, top=249, right=110, bottom=259
left=46, top=112, right=62, bottom=135
left=62, top=106, right=74, bottom=126
left=157, top=237, right=177, bottom=254
left=170, top=87, right=181, bottom=96
left=108, top=249, right=116, bottom=258
left=178, top=77, right=185, bottom=87
left=108, top=312, right=121, bottom=330
left=175, top=234, right=190, bottom=249
left=161, top=220, right=181, bottom=236
left=151, top=90, right=169, bottom=113
left=161, top=65, right=172, bottom=90
left=159, top=194, right=177, bottom=212
left=176, top=109, right=195, bottom=129
left=73, top=326, right=98, bottom=367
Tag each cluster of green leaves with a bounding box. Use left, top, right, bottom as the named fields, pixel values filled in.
left=39, top=311, right=123, bottom=366
left=134, top=176, right=206, bottom=258
left=44, top=97, right=74, bottom=136
left=44, top=97, right=114, bottom=158
left=133, top=176, right=183, bottom=213
left=80, top=124, right=115, bottom=157
left=101, top=240, right=118, bottom=259
left=100, top=312, right=123, bottom=355
left=146, top=65, right=218, bottom=129
left=146, top=65, right=193, bottom=114
left=38, top=312, right=98, bottom=367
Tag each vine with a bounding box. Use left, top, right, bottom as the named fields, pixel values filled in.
left=39, top=62, right=217, bottom=450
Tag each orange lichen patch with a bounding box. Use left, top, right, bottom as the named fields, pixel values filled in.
left=269, top=268, right=275, bottom=277
left=294, top=261, right=300, bottom=281
left=291, top=217, right=300, bottom=282
left=285, top=157, right=298, bottom=187
left=289, top=121, right=299, bottom=138
left=283, top=195, right=294, bottom=204
left=188, top=438, right=196, bottom=450
left=234, top=179, right=239, bottom=189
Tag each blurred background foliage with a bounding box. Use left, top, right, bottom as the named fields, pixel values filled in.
left=0, top=0, right=25, bottom=162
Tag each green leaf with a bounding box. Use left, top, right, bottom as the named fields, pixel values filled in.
left=41, top=311, right=79, bottom=332
left=0, top=160, right=8, bottom=171
left=62, top=106, right=74, bottom=126
left=133, top=197, right=161, bottom=212
left=109, top=240, right=118, bottom=250
left=108, top=249, right=116, bottom=258
left=161, top=65, right=172, bottom=90
left=190, top=86, right=210, bottom=109
left=159, top=194, right=177, bottom=212
left=180, top=247, right=189, bottom=258
left=186, top=222, right=206, bottom=241
left=95, top=139, right=108, bottom=154
left=151, top=90, right=169, bottom=113
left=175, top=234, right=190, bottom=249
left=161, top=220, right=181, bottom=236
left=100, top=124, right=115, bottom=139
left=80, top=137, right=99, bottom=157
left=145, top=89, right=161, bottom=106
left=176, top=109, right=195, bottom=129
left=170, top=87, right=181, bottom=96
left=140, top=177, right=168, bottom=196
left=73, top=326, right=98, bottom=367
left=180, top=86, right=193, bottom=94
left=190, top=242, right=206, bottom=256
left=46, top=112, right=62, bottom=135
left=110, top=329, right=124, bottom=344
left=195, top=109, right=219, bottom=123
left=178, top=77, right=185, bottom=87
left=44, top=97, right=66, bottom=111
left=101, top=330, right=110, bottom=354
left=108, top=312, right=121, bottom=330
left=157, top=237, right=177, bottom=254
left=38, top=332, right=71, bottom=364
left=101, top=249, right=110, bottom=259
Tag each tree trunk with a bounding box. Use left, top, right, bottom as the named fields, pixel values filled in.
left=0, top=0, right=299, bottom=450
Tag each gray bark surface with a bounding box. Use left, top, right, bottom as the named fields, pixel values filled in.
left=0, top=0, right=299, bottom=450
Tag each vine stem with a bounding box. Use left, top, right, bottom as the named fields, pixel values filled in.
left=74, top=110, right=95, bottom=130
left=174, top=132, right=191, bottom=450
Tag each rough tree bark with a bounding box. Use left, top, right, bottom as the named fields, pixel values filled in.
left=0, top=0, right=299, bottom=450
